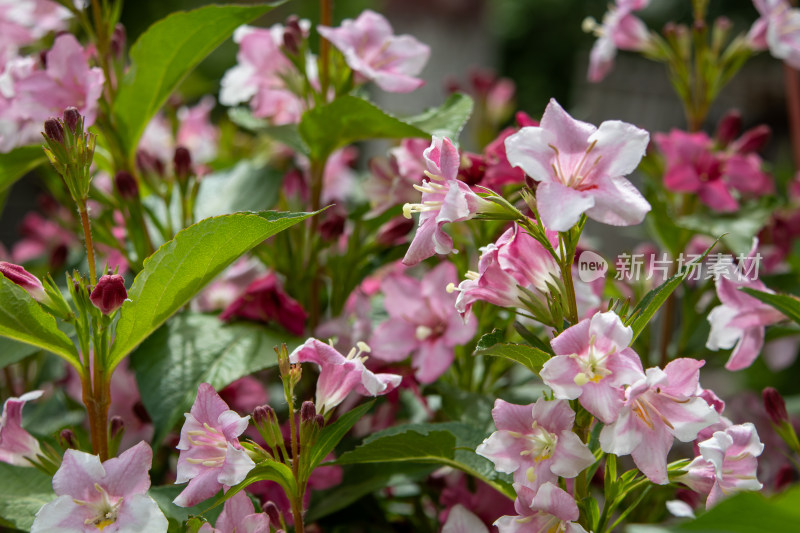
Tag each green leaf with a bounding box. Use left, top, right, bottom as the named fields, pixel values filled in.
left=0, top=337, right=40, bottom=368
left=298, top=95, right=428, bottom=160
left=228, top=108, right=309, bottom=155
left=130, top=313, right=296, bottom=445
left=208, top=460, right=297, bottom=512
left=677, top=207, right=772, bottom=254
left=740, top=288, right=800, bottom=326
left=108, top=210, right=314, bottom=370
left=149, top=485, right=222, bottom=530
left=0, top=463, right=55, bottom=531
left=474, top=329, right=551, bottom=375
left=194, top=161, right=284, bottom=219
left=0, top=275, right=80, bottom=370
left=308, top=401, right=375, bottom=471
left=334, top=422, right=514, bottom=499
left=405, top=92, right=474, bottom=140
left=626, top=237, right=720, bottom=343
left=113, top=3, right=283, bottom=158
left=0, top=145, right=46, bottom=194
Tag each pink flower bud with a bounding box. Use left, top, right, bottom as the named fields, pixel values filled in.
left=763, top=387, right=789, bottom=425
left=89, top=274, right=128, bottom=315
left=0, top=262, right=46, bottom=302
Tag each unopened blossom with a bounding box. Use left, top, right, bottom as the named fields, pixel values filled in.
left=600, top=359, right=719, bottom=484
left=0, top=390, right=43, bottom=466
left=748, top=0, right=800, bottom=69
left=30, top=441, right=168, bottom=533
left=318, top=10, right=430, bottom=93
left=452, top=223, right=560, bottom=319
left=506, top=98, right=650, bottom=232
left=0, top=261, right=46, bottom=302
left=289, top=338, right=402, bottom=414
left=477, top=398, right=595, bottom=491
left=494, top=482, right=588, bottom=533
left=402, top=136, right=498, bottom=265
left=369, top=261, right=476, bottom=383
left=174, top=383, right=255, bottom=507
left=541, top=310, right=645, bottom=423
left=585, top=1, right=651, bottom=82
left=706, top=242, right=785, bottom=370
left=220, top=24, right=304, bottom=124
left=219, top=272, right=307, bottom=336
left=90, top=274, right=128, bottom=315
left=198, top=491, right=270, bottom=533
left=681, top=423, right=764, bottom=508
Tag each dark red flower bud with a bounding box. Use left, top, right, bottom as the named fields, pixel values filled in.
left=136, top=150, right=165, bottom=177
left=253, top=404, right=275, bottom=426
left=457, top=152, right=486, bottom=186
left=764, top=387, right=789, bottom=426
left=0, top=262, right=46, bottom=301
left=314, top=414, right=325, bottom=428
left=44, top=118, right=64, bottom=143
left=89, top=274, right=128, bottom=314
left=733, top=125, right=771, bottom=154
left=774, top=463, right=795, bottom=491
left=114, top=170, right=139, bottom=200
left=173, top=146, right=192, bottom=180
left=469, top=68, right=496, bottom=96
left=300, top=401, right=316, bottom=423
left=715, top=110, right=741, bottom=147
left=109, top=416, right=125, bottom=439
left=111, top=23, right=126, bottom=59
left=263, top=501, right=282, bottom=525
left=319, top=207, right=347, bottom=241
left=63, top=107, right=81, bottom=133
left=59, top=429, right=79, bottom=450
left=49, top=244, right=68, bottom=270
left=219, top=273, right=307, bottom=336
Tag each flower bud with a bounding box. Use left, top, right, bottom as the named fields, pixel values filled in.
left=715, top=110, right=741, bottom=147
left=314, top=414, right=325, bottom=428
left=109, top=416, right=125, bottom=439
left=114, top=170, right=139, bottom=200
left=375, top=217, right=414, bottom=246
left=59, top=429, right=79, bottom=450
left=253, top=404, right=283, bottom=450
left=0, top=262, right=47, bottom=302
left=89, top=274, right=128, bottom=315
left=763, top=387, right=789, bottom=426
left=263, top=501, right=282, bottom=526
left=111, top=23, right=126, bottom=59
left=43, top=118, right=64, bottom=143
left=173, top=146, right=192, bottom=180
left=63, top=107, right=81, bottom=133
left=733, top=125, right=771, bottom=154
left=300, top=401, right=316, bottom=424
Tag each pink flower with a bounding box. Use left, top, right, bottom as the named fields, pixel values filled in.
left=480, top=127, right=527, bottom=191
left=599, top=359, right=720, bottom=484
left=452, top=223, right=560, bottom=319
left=494, top=482, right=588, bottom=533
left=318, top=10, right=430, bottom=93
left=402, top=136, right=496, bottom=265
left=0, top=261, right=46, bottom=302
left=289, top=338, right=402, bottom=414
left=506, top=98, right=650, bottom=232
left=0, top=1, right=71, bottom=55
left=11, top=211, right=77, bottom=266
left=541, top=311, right=645, bottom=424
left=748, top=0, right=800, bottom=69
left=198, top=491, right=269, bottom=533
left=0, top=390, right=43, bottom=467
left=30, top=441, right=167, bottom=533
left=654, top=129, right=772, bottom=212
left=706, top=243, right=785, bottom=371
left=193, top=258, right=266, bottom=313
left=219, top=272, right=307, bottom=336
left=681, top=423, right=764, bottom=508
left=174, top=383, right=255, bottom=507
left=176, top=96, right=219, bottom=164
left=476, top=398, right=595, bottom=491
left=442, top=504, right=489, bottom=533
left=364, top=139, right=428, bottom=215
left=220, top=25, right=304, bottom=124
left=369, top=262, right=476, bottom=383
left=585, top=2, right=651, bottom=82
left=14, top=34, right=104, bottom=126
left=438, top=471, right=516, bottom=529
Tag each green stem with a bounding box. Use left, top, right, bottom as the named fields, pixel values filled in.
left=79, top=203, right=97, bottom=285
left=558, top=234, right=579, bottom=325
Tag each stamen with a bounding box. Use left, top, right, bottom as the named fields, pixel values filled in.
left=445, top=282, right=456, bottom=294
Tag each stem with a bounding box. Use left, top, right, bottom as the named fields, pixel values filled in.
left=319, top=0, right=333, bottom=99
left=658, top=260, right=677, bottom=367
left=558, top=234, right=579, bottom=325
left=307, top=158, right=327, bottom=331
left=784, top=64, right=800, bottom=169
left=79, top=203, right=97, bottom=285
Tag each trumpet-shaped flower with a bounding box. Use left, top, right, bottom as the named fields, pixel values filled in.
left=600, top=359, right=720, bottom=484
left=748, top=0, right=800, bottom=69
left=30, top=441, right=167, bottom=533
left=0, top=390, right=43, bottom=466
left=198, top=491, right=270, bottom=533
left=494, top=482, right=588, bottom=533
left=289, top=338, right=402, bottom=414
left=505, top=98, right=650, bottom=232
left=706, top=242, right=784, bottom=370
left=476, top=398, right=595, bottom=491
left=369, top=261, right=476, bottom=383
left=174, top=384, right=255, bottom=507
left=318, top=10, right=430, bottom=93
left=585, top=1, right=651, bottom=82
left=540, top=310, right=645, bottom=423
left=402, top=136, right=497, bottom=265
left=452, top=223, right=560, bottom=319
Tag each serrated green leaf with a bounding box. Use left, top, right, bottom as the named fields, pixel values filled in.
left=130, top=313, right=296, bottom=445
left=474, top=329, right=551, bottom=375
left=308, top=401, right=375, bottom=471
left=405, top=92, right=474, bottom=140
left=298, top=96, right=427, bottom=160
left=0, top=145, right=46, bottom=194
left=113, top=3, right=283, bottom=158
left=740, top=288, right=800, bottom=326
left=0, top=275, right=80, bottom=370
left=108, top=210, right=314, bottom=370
left=0, top=463, right=54, bottom=531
